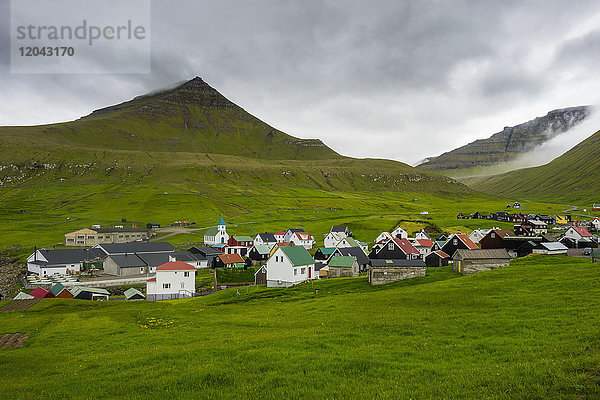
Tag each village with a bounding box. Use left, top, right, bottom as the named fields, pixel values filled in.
left=8, top=203, right=600, bottom=303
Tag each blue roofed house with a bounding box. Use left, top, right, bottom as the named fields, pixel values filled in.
left=204, top=218, right=230, bottom=245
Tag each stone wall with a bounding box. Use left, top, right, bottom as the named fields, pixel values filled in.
left=454, top=259, right=509, bottom=275
left=368, top=266, right=426, bottom=286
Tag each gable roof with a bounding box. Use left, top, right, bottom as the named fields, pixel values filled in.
left=429, top=250, right=450, bottom=259
left=171, top=251, right=206, bottom=262
left=137, top=252, right=172, bottom=267
left=415, top=238, right=434, bottom=248
left=37, top=249, right=88, bottom=265
left=391, top=238, right=420, bottom=255
left=454, top=234, right=479, bottom=250
left=71, top=286, right=110, bottom=296
left=124, top=287, right=145, bottom=300
left=233, top=235, right=254, bottom=242
left=49, top=283, right=66, bottom=296
left=331, top=226, right=348, bottom=233
left=218, top=253, right=244, bottom=264
left=95, top=242, right=174, bottom=255
left=540, top=242, right=568, bottom=251
left=281, top=246, right=314, bottom=266
left=188, top=246, right=222, bottom=256
left=334, top=247, right=369, bottom=265
left=108, top=254, right=146, bottom=268
left=317, top=247, right=336, bottom=255
left=454, top=249, right=511, bottom=260
left=572, top=226, right=593, bottom=237
left=294, top=232, right=313, bottom=241
left=156, top=261, right=196, bottom=271
left=14, top=292, right=35, bottom=300
left=257, top=233, right=277, bottom=242
left=29, top=287, right=53, bottom=298
left=204, top=227, right=219, bottom=236
left=370, top=259, right=426, bottom=267
left=328, top=256, right=356, bottom=268
left=344, top=237, right=360, bottom=247
left=218, top=217, right=226, bottom=226
left=252, top=244, right=274, bottom=255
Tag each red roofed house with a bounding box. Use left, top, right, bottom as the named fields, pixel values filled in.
left=214, top=253, right=245, bottom=268
left=413, top=238, right=434, bottom=257
left=28, top=286, right=54, bottom=299
left=441, top=233, right=479, bottom=260
left=425, top=250, right=450, bottom=267
left=560, top=226, right=598, bottom=249
left=146, top=261, right=196, bottom=301
left=289, top=231, right=315, bottom=250
left=369, top=238, right=421, bottom=260
left=274, top=231, right=286, bottom=243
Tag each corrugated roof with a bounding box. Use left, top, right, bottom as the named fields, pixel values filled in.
left=252, top=244, right=274, bottom=255
left=572, top=226, right=593, bottom=237
left=233, top=235, right=254, bottom=242
left=318, top=247, right=336, bottom=255
left=124, top=287, right=145, bottom=300
left=541, top=242, right=568, bottom=251
left=415, top=239, right=434, bottom=247
left=431, top=250, right=450, bottom=259
left=344, top=237, right=359, bottom=247
left=281, top=246, right=314, bottom=266
left=156, top=261, right=196, bottom=271
left=454, top=249, right=511, bottom=260
left=456, top=234, right=479, bottom=250
left=328, top=256, right=356, bottom=268
left=218, top=253, right=244, bottom=264
left=392, top=238, right=420, bottom=255
left=72, top=287, right=110, bottom=295
left=334, top=247, right=369, bottom=265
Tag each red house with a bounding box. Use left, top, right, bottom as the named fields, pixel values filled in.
left=28, top=287, right=54, bottom=299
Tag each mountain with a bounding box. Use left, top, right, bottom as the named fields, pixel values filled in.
left=0, top=77, right=465, bottom=194
left=470, top=129, right=600, bottom=202
left=417, top=106, right=590, bottom=174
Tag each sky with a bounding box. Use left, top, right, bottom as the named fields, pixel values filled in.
left=1, top=0, right=600, bottom=165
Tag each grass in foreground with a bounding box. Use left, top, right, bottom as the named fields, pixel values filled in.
left=1, top=256, right=600, bottom=398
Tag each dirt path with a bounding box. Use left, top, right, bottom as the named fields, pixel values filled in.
left=0, top=298, right=41, bottom=312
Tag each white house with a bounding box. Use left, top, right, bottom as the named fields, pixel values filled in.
left=413, top=238, right=434, bottom=257
left=266, top=246, right=316, bottom=287
left=254, top=233, right=277, bottom=247
left=564, top=226, right=593, bottom=241
left=591, top=218, right=600, bottom=231
left=27, top=248, right=88, bottom=276
left=169, top=252, right=208, bottom=269
left=324, top=231, right=347, bottom=248
left=204, top=217, right=230, bottom=245
left=415, top=230, right=430, bottom=240
left=146, top=261, right=196, bottom=301
left=289, top=231, right=315, bottom=249
left=274, top=231, right=286, bottom=243
left=375, top=232, right=393, bottom=244
left=468, top=229, right=491, bottom=244
left=391, top=226, right=408, bottom=239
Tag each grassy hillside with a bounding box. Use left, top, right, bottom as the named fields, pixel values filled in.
left=1, top=255, right=599, bottom=398
left=418, top=106, right=589, bottom=175
left=471, top=129, right=600, bottom=203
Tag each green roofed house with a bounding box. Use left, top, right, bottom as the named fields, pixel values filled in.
left=247, top=243, right=275, bottom=265
left=315, top=247, right=336, bottom=260
left=49, top=282, right=73, bottom=299
left=266, top=245, right=316, bottom=288
left=204, top=218, right=229, bottom=246
left=124, top=287, right=145, bottom=300
left=327, top=256, right=359, bottom=278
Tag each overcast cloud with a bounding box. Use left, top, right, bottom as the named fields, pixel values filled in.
left=1, top=0, right=599, bottom=165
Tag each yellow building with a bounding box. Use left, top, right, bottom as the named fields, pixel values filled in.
left=65, top=227, right=149, bottom=247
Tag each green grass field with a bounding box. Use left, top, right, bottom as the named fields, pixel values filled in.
left=1, top=255, right=599, bottom=399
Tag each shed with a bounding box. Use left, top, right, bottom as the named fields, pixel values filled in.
left=425, top=250, right=450, bottom=267
left=254, top=265, right=267, bottom=285
left=327, top=256, right=359, bottom=278
left=533, top=242, right=569, bottom=255
left=14, top=292, right=35, bottom=300
left=453, top=249, right=511, bottom=275
left=28, top=287, right=54, bottom=299
left=124, top=287, right=146, bottom=300
left=71, top=286, right=110, bottom=301
left=368, top=259, right=426, bottom=286
left=50, top=283, right=74, bottom=299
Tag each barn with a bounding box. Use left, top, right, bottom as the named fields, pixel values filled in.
left=425, top=250, right=450, bottom=267
left=453, top=249, right=511, bottom=275
left=254, top=265, right=267, bottom=285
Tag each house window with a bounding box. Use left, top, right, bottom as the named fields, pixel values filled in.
left=77, top=235, right=84, bottom=239
left=453, top=239, right=458, bottom=245
left=388, top=243, right=394, bottom=250
left=294, top=269, right=298, bottom=275
left=88, top=236, right=94, bottom=240
left=119, top=235, right=123, bottom=238
left=301, top=268, right=305, bottom=274
left=184, top=271, right=190, bottom=277
left=67, top=238, right=74, bottom=242
left=180, top=282, right=185, bottom=289
left=140, top=267, right=144, bottom=273
left=163, top=283, right=171, bottom=289
left=491, top=233, right=496, bottom=238
left=77, top=241, right=84, bottom=245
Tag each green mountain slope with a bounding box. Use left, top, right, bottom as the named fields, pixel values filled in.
left=0, top=77, right=340, bottom=160
left=417, top=106, right=590, bottom=175
left=470, top=129, right=600, bottom=202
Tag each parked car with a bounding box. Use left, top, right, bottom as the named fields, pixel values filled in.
left=583, top=248, right=592, bottom=256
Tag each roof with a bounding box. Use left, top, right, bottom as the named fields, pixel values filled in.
left=344, top=237, right=360, bottom=247
left=107, top=254, right=145, bottom=268
left=370, top=259, right=426, bottom=267
left=429, top=250, right=450, bottom=259
left=137, top=252, right=171, bottom=267
left=257, top=233, right=277, bottom=242
left=171, top=251, right=206, bottom=262
left=93, top=227, right=147, bottom=233
left=252, top=244, right=274, bottom=255
left=541, top=242, right=568, bottom=251
left=204, top=227, right=219, bottom=236
left=392, top=238, right=420, bottom=255
left=281, top=246, right=314, bottom=266
left=572, top=226, right=593, bottom=237
left=71, top=287, right=110, bottom=296
left=317, top=247, right=336, bottom=255
left=328, top=256, right=357, bottom=268
left=218, top=217, right=226, bottom=225
left=454, top=234, right=479, bottom=250
left=454, top=249, right=511, bottom=260
left=14, top=292, right=34, bottom=300
left=334, top=247, right=369, bottom=265
left=490, top=229, right=514, bottom=238
left=188, top=246, right=222, bottom=256
left=415, top=239, right=434, bottom=247
left=233, top=235, right=254, bottom=242
left=287, top=228, right=305, bottom=233
left=37, top=248, right=89, bottom=265
left=49, top=283, right=66, bottom=296
left=124, top=287, right=145, bottom=300
left=275, top=231, right=286, bottom=235
left=29, top=287, right=53, bottom=298
left=294, top=232, right=313, bottom=241
left=331, top=226, right=348, bottom=233
left=95, top=242, right=174, bottom=255
left=146, top=277, right=156, bottom=282
left=218, top=253, right=245, bottom=264
left=156, top=261, right=196, bottom=271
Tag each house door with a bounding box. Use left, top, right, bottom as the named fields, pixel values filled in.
left=308, top=267, right=312, bottom=279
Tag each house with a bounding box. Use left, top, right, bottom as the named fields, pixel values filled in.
left=331, top=226, right=351, bottom=235
left=254, top=265, right=267, bottom=285
left=103, top=252, right=173, bottom=277
left=468, top=229, right=490, bottom=244
left=591, top=218, right=600, bottom=231
left=226, top=235, right=254, bottom=256
left=441, top=234, right=478, bottom=259
left=509, top=213, right=527, bottom=223
left=28, top=287, right=54, bottom=299
left=204, top=218, right=229, bottom=245
left=283, top=228, right=306, bottom=242
left=513, top=201, right=521, bottom=208
left=169, top=251, right=208, bottom=269
left=324, top=231, right=347, bottom=248
left=254, top=233, right=277, bottom=247
left=391, top=226, right=408, bottom=239
left=329, top=247, right=370, bottom=272
left=334, top=237, right=365, bottom=251
left=247, top=244, right=275, bottom=265
left=456, top=213, right=469, bottom=220
left=374, top=231, right=394, bottom=243
left=489, top=212, right=510, bottom=222
left=453, top=249, right=511, bottom=275
left=266, top=246, right=315, bottom=288
left=556, top=216, right=571, bottom=225
left=503, top=236, right=544, bottom=257
left=314, top=247, right=336, bottom=260
left=533, top=242, right=569, bottom=255
left=65, top=226, right=149, bottom=247
left=527, top=220, right=548, bottom=235
left=274, top=231, right=286, bottom=243
left=70, top=287, right=110, bottom=301
left=561, top=226, right=597, bottom=248
left=146, top=261, right=196, bottom=301
left=413, top=238, right=434, bottom=257
left=188, top=246, right=222, bottom=265
left=27, top=248, right=93, bottom=276
left=534, top=215, right=556, bottom=225
left=124, top=287, right=146, bottom=300
left=49, top=283, right=73, bottom=299
left=471, top=212, right=487, bottom=219
left=369, top=238, right=421, bottom=260
left=214, top=253, right=245, bottom=268
left=425, top=250, right=450, bottom=267
left=479, top=229, right=513, bottom=249
left=289, top=231, right=315, bottom=249
left=514, top=224, right=535, bottom=237
left=368, top=259, right=426, bottom=286
left=327, top=256, right=359, bottom=278
left=93, top=242, right=174, bottom=258
left=415, top=230, right=430, bottom=240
